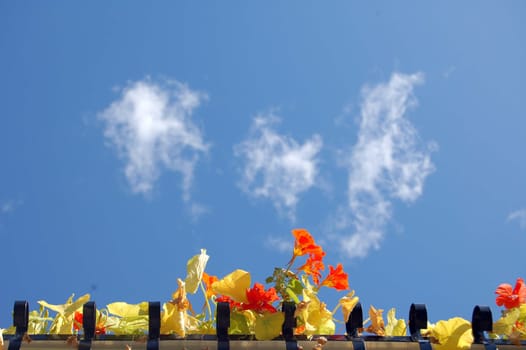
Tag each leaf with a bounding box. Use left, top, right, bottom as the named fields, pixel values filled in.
left=385, top=308, right=406, bottom=336
left=254, top=312, right=285, bottom=340
left=185, top=249, right=209, bottom=294
left=492, top=308, right=521, bottom=336
left=298, top=287, right=335, bottom=336
left=212, top=269, right=251, bottom=303
left=431, top=317, right=473, bottom=350
left=160, top=302, right=185, bottom=337
left=107, top=302, right=148, bottom=317
left=38, top=294, right=91, bottom=334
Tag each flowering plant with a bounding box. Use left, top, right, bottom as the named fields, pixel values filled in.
left=1, top=229, right=525, bottom=350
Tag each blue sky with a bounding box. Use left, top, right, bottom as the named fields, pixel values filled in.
left=1, top=1, right=525, bottom=331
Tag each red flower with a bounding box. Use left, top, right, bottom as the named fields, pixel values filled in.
left=291, top=229, right=324, bottom=258
left=496, top=277, right=526, bottom=309
left=320, top=263, right=349, bottom=291
left=73, top=311, right=106, bottom=335
left=241, top=283, right=279, bottom=313
left=215, top=295, right=241, bottom=309
left=298, top=253, right=325, bottom=285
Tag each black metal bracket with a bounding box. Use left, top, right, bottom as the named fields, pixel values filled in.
left=409, top=304, right=432, bottom=350
left=78, top=301, right=96, bottom=350
left=345, top=302, right=365, bottom=350
left=147, top=302, right=160, bottom=350
left=216, top=302, right=230, bottom=350
left=282, top=302, right=297, bottom=350
left=7, top=301, right=28, bottom=350
left=472, top=305, right=496, bottom=350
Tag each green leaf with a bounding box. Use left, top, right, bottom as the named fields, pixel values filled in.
left=254, top=312, right=284, bottom=340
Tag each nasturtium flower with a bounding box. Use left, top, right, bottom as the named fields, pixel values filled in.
left=73, top=311, right=107, bottom=335
left=202, top=272, right=219, bottom=299
left=320, top=264, right=349, bottom=291
left=162, top=279, right=190, bottom=336
left=496, top=278, right=526, bottom=309
left=185, top=249, right=210, bottom=294
left=291, top=228, right=324, bottom=259
left=430, top=318, right=473, bottom=350
left=212, top=269, right=251, bottom=303
left=365, top=305, right=385, bottom=336
left=298, top=253, right=325, bottom=286
left=339, top=291, right=359, bottom=323
left=241, top=283, right=279, bottom=313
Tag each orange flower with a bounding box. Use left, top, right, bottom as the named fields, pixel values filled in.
left=292, top=229, right=324, bottom=258
left=298, top=253, right=325, bottom=285
left=73, top=311, right=106, bottom=335
left=202, top=272, right=218, bottom=299
left=495, top=277, right=526, bottom=309
left=241, top=283, right=280, bottom=313
left=320, top=264, right=349, bottom=291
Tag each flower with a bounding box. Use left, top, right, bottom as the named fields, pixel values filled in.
left=298, top=253, right=325, bottom=285
left=73, top=311, right=107, bottom=335
left=292, top=229, right=324, bottom=258
left=320, top=264, right=349, bottom=291
left=202, top=272, right=218, bottom=299
left=241, top=283, right=279, bottom=313
left=495, top=278, right=526, bottom=309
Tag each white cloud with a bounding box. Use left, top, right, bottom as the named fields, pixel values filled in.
left=507, top=209, right=526, bottom=230
left=235, top=114, right=323, bottom=220
left=265, top=236, right=293, bottom=253
left=99, top=78, right=209, bottom=200
left=337, top=72, right=436, bottom=258
left=1, top=199, right=22, bottom=214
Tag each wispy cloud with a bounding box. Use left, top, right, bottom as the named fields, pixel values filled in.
left=99, top=78, right=209, bottom=200
left=1, top=199, right=22, bottom=214
left=235, top=114, right=323, bottom=220
left=336, top=72, right=436, bottom=258
left=265, top=236, right=293, bottom=254
left=507, top=209, right=526, bottom=230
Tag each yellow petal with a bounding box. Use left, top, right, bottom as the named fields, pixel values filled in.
left=107, top=302, right=148, bottom=317
left=339, top=291, right=359, bottom=323
left=432, top=317, right=473, bottom=350
left=365, top=305, right=385, bottom=336
left=212, top=269, right=251, bottom=303
left=254, top=312, right=285, bottom=340
left=185, top=249, right=209, bottom=294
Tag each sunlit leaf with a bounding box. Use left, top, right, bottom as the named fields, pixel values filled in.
left=385, top=308, right=406, bottom=336
left=212, top=269, right=251, bottom=303
left=38, top=294, right=91, bottom=334
left=107, top=302, right=148, bottom=317
left=493, top=308, right=521, bottom=336
left=185, top=249, right=209, bottom=294
left=254, top=312, right=284, bottom=340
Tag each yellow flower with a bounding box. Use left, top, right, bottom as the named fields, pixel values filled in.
left=211, top=269, right=251, bottom=303
left=339, top=291, right=359, bottom=323
left=185, top=249, right=209, bottom=294
left=431, top=317, right=473, bottom=350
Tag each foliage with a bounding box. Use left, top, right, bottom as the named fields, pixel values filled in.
left=1, top=229, right=524, bottom=350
